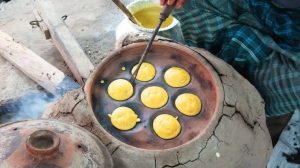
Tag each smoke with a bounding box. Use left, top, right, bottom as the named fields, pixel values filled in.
left=0, top=0, right=10, bottom=3
left=0, top=76, right=80, bottom=124
left=0, top=90, right=58, bottom=123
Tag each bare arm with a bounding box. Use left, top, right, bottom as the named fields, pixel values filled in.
left=160, top=0, right=187, bottom=9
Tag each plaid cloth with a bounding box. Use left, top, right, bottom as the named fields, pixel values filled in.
left=172, top=0, right=300, bottom=116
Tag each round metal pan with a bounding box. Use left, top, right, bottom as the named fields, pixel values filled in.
left=85, top=41, right=221, bottom=150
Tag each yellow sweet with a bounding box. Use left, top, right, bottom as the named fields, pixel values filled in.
left=108, top=79, right=133, bottom=101
left=131, top=62, right=156, bottom=82
left=141, top=86, right=168, bottom=108
left=108, top=107, right=140, bottom=130
left=175, top=93, right=201, bottom=116
left=153, top=114, right=181, bottom=139
left=164, top=67, right=191, bottom=88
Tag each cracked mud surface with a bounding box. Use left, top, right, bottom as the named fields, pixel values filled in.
left=43, top=41, right=272, bottom=167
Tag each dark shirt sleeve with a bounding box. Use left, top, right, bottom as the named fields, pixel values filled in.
left=271, top=0, right=300, bottom=9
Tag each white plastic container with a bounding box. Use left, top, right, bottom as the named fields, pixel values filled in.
left=116, top=0, right=184, bottom=43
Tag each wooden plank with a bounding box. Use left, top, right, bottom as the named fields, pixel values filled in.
left=35, top=0, right=94, bottom=85
left=0, top=30, right=66, bottom=95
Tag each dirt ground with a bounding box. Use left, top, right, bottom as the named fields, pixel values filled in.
left=0, top=0, right=132, bottom=103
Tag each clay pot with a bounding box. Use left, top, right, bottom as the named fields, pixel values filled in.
left=44, top=40, right=272, bottom=167
left=0, top=119, right=113, bottom=168
left=116, top=0, right=184, bottom=43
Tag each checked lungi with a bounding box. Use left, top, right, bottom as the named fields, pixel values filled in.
left=173, top=0, right=300, bottom=117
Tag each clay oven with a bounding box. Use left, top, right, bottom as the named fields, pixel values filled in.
left=44, top=41, right=272, bottom=168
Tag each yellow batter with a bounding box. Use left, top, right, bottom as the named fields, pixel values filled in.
left=153, top=114, right=181, bottom=139
left=131, top=62, right=156, bottom=82
left=108, top=107, right=140, bottom=130
left=175, top=93, right=201, bottom=116
left=164, top=67, right=191, bottom=88
left=141, top=86, right=168, bottom=109
left=108, top=79, right=133, bottom=101
left=133, top=6, right=174, bottom=29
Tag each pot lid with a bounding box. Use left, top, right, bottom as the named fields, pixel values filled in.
left=0, top=119, right=113, bottom=168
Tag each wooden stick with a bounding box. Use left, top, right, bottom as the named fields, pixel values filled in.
left=32, top=9, right=51, bottom=39
left=0, top=30, right=66, bottom=95
left=112, top=0, right=140, bottom=25
left=35, top=0, right=94, bottom=86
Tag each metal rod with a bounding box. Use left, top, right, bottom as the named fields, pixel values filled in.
left=130, top=2, right=177, bottom=84
left=130, top=20, right=163, bottom=83
left=111, top=0, right=140, bottom=25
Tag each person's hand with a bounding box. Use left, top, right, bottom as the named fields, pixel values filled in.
left=160, top=0, right=187, bottom=9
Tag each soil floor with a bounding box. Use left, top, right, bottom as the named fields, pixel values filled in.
left=0, top=0, right=132, bottom=108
